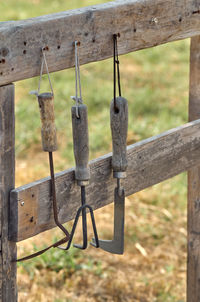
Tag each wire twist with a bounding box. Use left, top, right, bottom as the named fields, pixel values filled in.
left=71, top=41, right=83, bottom=118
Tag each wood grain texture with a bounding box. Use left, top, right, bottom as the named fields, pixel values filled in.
left=0, top=85, right=17, bottom=301
left=187, top=36, right=200, bottom=302
left=38, top=93, right=57, bottom=152
left=110, top=97, right=128, bottom=173
left=10, top=119, right=200, bottom=242
left=1, top=0, right=200, bottom=85
left=72, top=105, right=90, bottom=182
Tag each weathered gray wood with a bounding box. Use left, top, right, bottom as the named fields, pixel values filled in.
left=110, top=97, right=128, bottom=174
left=9, top=119, right=200, bottom=242
left=1, top=0, right=200, bottom=85
left=187, top=36, right=200, bottom=302
left=72, top=105, right=90, bottom=182
left=37, top=93, right=57, bottom=152
left=0, top=85, right=17, bottom=301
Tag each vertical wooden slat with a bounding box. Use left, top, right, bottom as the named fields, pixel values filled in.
left=0, top=84, right=17, bottom=301
left=188, top=36, right=200, bottom=302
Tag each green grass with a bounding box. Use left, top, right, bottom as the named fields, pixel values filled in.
left=18, top=240, right=102, bottom=279
left=0, top=0, right=111, bottom=21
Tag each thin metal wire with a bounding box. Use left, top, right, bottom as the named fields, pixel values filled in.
left=37, top=49, right=54, bottom=96
left=71, top=41, right=83, bottom=118
left=75, top=41, right=82, bottom=102
left=115, top=36, right=121, bottom=97
left=38, top=57, right=44, bottom=95
left=114, top=35, right=117, bottom=111
left=113, top=34, right=122, bottom=112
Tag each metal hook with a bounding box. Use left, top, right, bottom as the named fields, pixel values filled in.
left=71, top=41, right=83, bottom=118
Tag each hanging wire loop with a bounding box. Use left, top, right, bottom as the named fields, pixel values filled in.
left=34, top=48, right=54, bottom=97
left=71, top=41, right=83, bottom=118
left=113, top=34, right=121, bottom=113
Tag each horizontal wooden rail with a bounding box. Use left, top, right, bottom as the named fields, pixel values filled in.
left=9, top=119, right=200, bottom=242
left=1, top=0, right=200, bottom=86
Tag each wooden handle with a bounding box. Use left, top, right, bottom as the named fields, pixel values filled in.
left=37, top=92, right=58, bottom=152
left=71, top=104, right=90, bottom=184
left=110, top=96, right=128, bottom=176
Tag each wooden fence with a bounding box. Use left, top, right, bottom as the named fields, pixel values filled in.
left=1, top=0, right=200, bottom=300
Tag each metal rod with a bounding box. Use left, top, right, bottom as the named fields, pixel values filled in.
left=73, top=186, right=88, bottom=249
left=49, top=152, right=70, bottom=239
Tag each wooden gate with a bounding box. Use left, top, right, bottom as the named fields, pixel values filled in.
left=1, top=0, right=200, bottom=300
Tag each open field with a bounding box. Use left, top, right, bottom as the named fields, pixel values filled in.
left=0, top=0, right=190, bottom=301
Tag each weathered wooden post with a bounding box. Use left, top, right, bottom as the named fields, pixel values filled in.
left=188, top=36, right=200, bottom=302
left=0, top=84, right=17, bottom=301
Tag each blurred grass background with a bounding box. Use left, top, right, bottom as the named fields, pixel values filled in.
left=0, top=0, right=190, bottom=301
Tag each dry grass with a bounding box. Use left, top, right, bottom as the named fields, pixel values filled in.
left=17, top=165, right=186, bottom=302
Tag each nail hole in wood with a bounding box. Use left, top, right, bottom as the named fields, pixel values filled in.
left=30, top=216, right=34, bottom=223
left=92, top=38, right=95, bottom=43
left=43, top=46, right=49, bottom=51
left=134, top=28, right=137, bottom=32
left=24, top=41, right=27, bottom=46
left=23, top=50, right=26, bottom=54
left=0, top=72, right=3, bottom=76
left=192, top=10, right=200, bottom=14
left=1, top=47, right=9, bottom=57
left=179, top=16, right=182, bottom=22
left=57, top=45, right=61, bottom=49
left=1, top=59, right=5, bottom=64
left=32, top=194, right=35, bottom=198
left=84, top=32, right=88, bottom=37
left=11, top=67, right=14, bottom=71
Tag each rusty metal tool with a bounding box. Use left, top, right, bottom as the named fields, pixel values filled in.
left=37, top=92, right=70, bottom=241
left=91, top=34, right=128, bottom=254
left=57, top=41, right=99, bottom=251
left=16, top=92, right=70, bottom=262
left=91, top=96, right=128, bottom=254
left=58, top=104, right=99, bottom=251
left=16, top=51, right=70, bottom=262
left=37, top=50, right=70, bottom=241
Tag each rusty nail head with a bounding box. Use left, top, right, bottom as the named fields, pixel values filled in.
left=42, top=46, right=49, bottom=51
